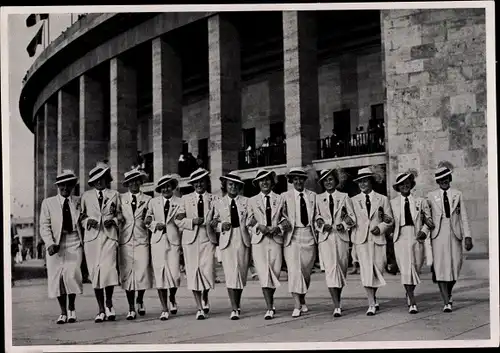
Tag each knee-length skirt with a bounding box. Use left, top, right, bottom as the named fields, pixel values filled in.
left=394, top=226, right=424, bottom=285
left=119, top=239, right=153, bottom=291
left=319, top=233, right=350, bottom=288
left=431, top=218, right=463, bottom=281
left=151, top=236, right=181, bottom=289
left=84, top=233, right=119, bottom=289
left=355, top=238, right=386, bottom=288
left=220, top=228, right=250, bottom=289
left=182, top=227, right=215, bottom=291
left=283, top=228, right=316, bottom=294
left=252, top=237, right=283, bottom=289
left=46, top=231, right=83, bottom=298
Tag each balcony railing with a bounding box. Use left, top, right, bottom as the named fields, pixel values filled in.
left=238, top=143, right=287, bottom=170
left=317, top=131, right=385, bottom=160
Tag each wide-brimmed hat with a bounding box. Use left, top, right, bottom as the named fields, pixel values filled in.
left=88, top=162, right=112, bottom=185
left=286, top=167, right=308, bottom=183
left=122, top=168, right=147, bottom=186
left=435, top=161, right=453, bottom=181
left=252, top=169, right=276, bottom=187
left=55, top=169, right=78, bottom=185
left=220, top=171, right=245, bottom=185
left=353, top=167, right=374, bottom=182
left=318, top=169, right=335, bottom=183
left=188, top=168, right=210, bottom=184
left=392, top=172, right=416, bottom=192
left=155, top=174, right=179, bottom=193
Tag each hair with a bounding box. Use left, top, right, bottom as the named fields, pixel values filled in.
left=221, top=179, right=243, bottom=195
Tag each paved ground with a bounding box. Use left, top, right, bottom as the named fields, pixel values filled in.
left=9, top=259, right=496, bottom=348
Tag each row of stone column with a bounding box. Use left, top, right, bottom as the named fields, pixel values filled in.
left=33, top=12, right=320, bottom=242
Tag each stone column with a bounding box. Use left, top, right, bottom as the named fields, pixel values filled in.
left=283, top=11, right=320, bottom=169
left=152, top=37, right=183, bottom=186
left=340, top=53, right=359, bottom=133
left=208, top=14, right=241, bottom=195
left=109, top=57, right=138, bottom=192
left=44, top=100, right=58, bottom=198
left=34, top=113, right=45, bottom=255
left=79, top=74, right=108, bottom=195
left=57, top=89, right=79, bottom=174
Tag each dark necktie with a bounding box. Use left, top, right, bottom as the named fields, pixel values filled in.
left=164, top=199, right=170, bottom=221
left=300, top=193, right=309, bottom=226
left=98, top=191, right=103, bottom=209
left=404, top=197, right=414, bottom=226
left=443, top=191, right=451, bottom=218
left=198, top=194, right=204, bottom=218
left=62, top=198, right=73, bottom=233
left=365, top=194, right=371, bottom=215
left=230, top=198, right=240, bottom=227
left=131, top=194, right=137, bottom=214
left=265, top=195, right=272, bottom=226
left=329, top=194, right=334, bottom=219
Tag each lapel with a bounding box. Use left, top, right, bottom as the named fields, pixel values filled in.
left=449, top=189, right=459, bottom=212
left=223, top=196, right=231, bottom=220
left=333, top=192, right=343, bottom=218
left=53, top=196, right=64, bottom=226
left=433, top=190, right=444, bottom=213
left=135, top=193, right=148, bottom=217
left=204, top=193, right=213, bottom=220
left=413, top=197, right=421, bottom=221
left=69, top=196, right=79, bottom=225
left=393, top=197, right=401, bottom=225
left=256, top=194, right=266, bottom=216
left=101, top=189, right=113, bottom=211
left=288, top=191, right=296, bottom=222
left=369, top=193, right=380, bottom=219
left=237, top=196, right=246, bottom=223
left=271, top=192, right=280, bottom=219
left=307, top=190, right=315, bottom=219
left=166, top=196, right=180, bottom=223
left=156, top=197, right=166, bottom=223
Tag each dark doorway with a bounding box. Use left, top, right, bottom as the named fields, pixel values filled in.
left=333, top=109, right=351, bottom=141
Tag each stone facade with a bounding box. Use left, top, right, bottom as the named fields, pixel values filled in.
left=382, top=8, right=487, bottom=254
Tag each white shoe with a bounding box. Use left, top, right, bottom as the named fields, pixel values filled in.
left=264, top=310, right=274, bottom=320
left=366, top=306, right=376, bottom=316
left=300, top=304, right=309, bottom=313
left=160, top=311, right=169, bottom=321
left=230, top=310, right=240, bottom=320
left=56, top=314, right=67, bottom=324
left=443, top=304, right=452, bottom=313
left=105, top=306, right=116, bottom=321
left=67, top=310, right=77, bottom=323
left=292, top=308, right=302, bottom=318
left=409, top=305, right=418, bottom=314
left=126, top=311, right=137, bottom=320
left=333, top=308, right=342, bottom=317
left=94, top=312, right=106, bottom=323
left=196, top=310, right=206, bottom=320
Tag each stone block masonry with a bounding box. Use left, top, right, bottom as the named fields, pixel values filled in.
left=382, top=8, right=488, bottom=254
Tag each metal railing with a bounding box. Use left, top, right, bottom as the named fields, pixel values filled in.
left=238, top=143, right=287, bottom=170
left=317, top=131, right=385, bottom=160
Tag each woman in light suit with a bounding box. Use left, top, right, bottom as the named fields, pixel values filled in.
left=118, top=168, right=153, bottom=320
left=427, top=161, right=473, bottom=312
left=390, top=170, right=433, bottom=314
left=145, top=174, right=183, bottom=320
left=246, top=169, right=290, bottom=320
left=39, top=170, right=83, bottom=324
left=210, top=171, right=251, bottom=320
left=315, top=168, right=356, bottom=317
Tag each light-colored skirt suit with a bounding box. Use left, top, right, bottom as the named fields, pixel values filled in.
left=319, top=232, right=350, bottom=288
left=284, top=228, right=317, bottom=294
left=85, top=232, right=119, bottom=289
left=119, top=238, right=153, bottom=291
left=220, top=227, right=250, bottom=289
left=394, top=225, right=424, bottom=285
left=47, top=231, right=83, bottom=298
left=252, top=237, right=282, bottom=289
left=355, top=237, right=387, bottom=288
left=183, top=226, right=216, bottom=291
left=431, top=218, right=463, bottom=281
left=151, top=236, right=181, bottom=289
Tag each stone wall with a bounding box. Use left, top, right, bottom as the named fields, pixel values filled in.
left=382, top=8, right=487, bottom=254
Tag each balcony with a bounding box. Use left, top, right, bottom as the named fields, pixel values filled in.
left=317, top=131, right=385, bottom=160
left=238, top=143, right=287, bottom=170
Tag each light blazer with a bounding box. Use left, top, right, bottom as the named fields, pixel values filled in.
left=282, top=189, right=318, bottom=247
left=39, top=195, right=83, bottom=247
left=427, top=188, right=471, bottom=241
left=118, top=192, right=151, bottom=246
left=80, top=189, right=121, bottom=243
left=246, top=191, right=287, bottom=245
left=315, top=190, right=356, bottom=243
left=390, top=195, right=431, bottom=243
left=350, top=191, right=394, bottom=245
left=146, top=195, right=183, bottom=246
left=212, top=195, right=251, bottom=250
left=175, top=192, right=219, bottom=245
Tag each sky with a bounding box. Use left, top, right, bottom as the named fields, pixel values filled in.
left=8, top=13, right=76, bottom=218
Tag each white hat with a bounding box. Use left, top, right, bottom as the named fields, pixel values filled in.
left=286, top=167, right=308, bottom=183
left=353, top=167, right=374, bottom=182
left=220, top=171, right=245, bottom=185
left=318, top=169, right=335, bottom=183
left=392, top=172, right=415, bottom=192
left=88, top=162, right=111, bottom=185
left=122, top=167, right=147, bottom=186
left=55, top=169, right=78, bottom=185
left=435, top=166, right=452, bottom=180
left=252, top=169, right=276, bottom=187
left=188, top=168, right=210, bottom=184
left=155, top=174, right=179, bottom=193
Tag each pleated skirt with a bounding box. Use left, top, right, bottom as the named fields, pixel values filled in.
left=252, top=237, right=283, bottom=289
left=118, top=239, right=153, bottom=291
left=84, top=233, right=119, bottom=289
left=182, top=227, right=215, bottom=291
left=46, top=231, right=83, bottom=298
left=355, top=238, right=387, bottom=288
left=283, top=228, right=317, bottom=294
left=319, top=234, right=349, bottom=288
left=394, top=226, right=424, bottom=285
left=431, top=218, right=463, bottom=281
left=151, top=236, right=181, bottom=289
left=220, top=228, right=250, bottom=289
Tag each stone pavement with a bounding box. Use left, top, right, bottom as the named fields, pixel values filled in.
left=10, top=259, right=495, bottom=348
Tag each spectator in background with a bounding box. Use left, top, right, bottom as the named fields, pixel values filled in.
left=11, top=214, right=19, bottom=286
left=196, top=155, right=205, bottom=169
left=187, top=153, right=197, bottom=175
